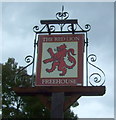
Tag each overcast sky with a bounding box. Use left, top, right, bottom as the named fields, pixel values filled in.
left=1, top=2, right=114, bottom=118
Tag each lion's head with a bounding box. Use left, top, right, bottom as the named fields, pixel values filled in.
left=57, top=44, right=67, bottom=52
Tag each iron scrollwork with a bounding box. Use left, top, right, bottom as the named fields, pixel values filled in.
left=14, top=55, right=34, bottom=86
left=32, top=6, right=91, bottom=34
left=25, top=55, right=34, bottom=66
left=85, top=24, right=91, bottom=32
left=56, top=6, right=69, bottom=32
left=67, top=24, right=77, bottom=32
left=87, top=54, right=105, bottom=86
left=49, top=25, right=56, bottom=32
left=77, top=23, right=91, bottom=32
left=56, top=6, right=69, bottom=20
left=33, top=25, right=47, bottom=33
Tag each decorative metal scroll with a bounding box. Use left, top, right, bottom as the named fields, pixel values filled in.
left=33, top=6, right=91, bottom=34
left=33, top=22, right=91, bottom=34
left=56, top=6, right=69, bottom=20
left=14, top=55, right=34, bottom=86
left=56, top=5, right=69, bottom=31
left=87, top=54, right=105, bottom=86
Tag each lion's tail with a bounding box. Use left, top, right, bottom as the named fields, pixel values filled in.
left=66, top=49, right=76, bottom=69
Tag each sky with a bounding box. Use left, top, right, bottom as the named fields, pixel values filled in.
left=1, top=1, right=114, bottom=119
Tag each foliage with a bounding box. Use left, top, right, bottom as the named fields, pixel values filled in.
left=2, top=58, right=78, bottom=119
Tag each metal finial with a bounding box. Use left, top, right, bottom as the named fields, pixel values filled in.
left=56, top=6, right=69, bottom=20
left=62, top=5, right=64, bottom=13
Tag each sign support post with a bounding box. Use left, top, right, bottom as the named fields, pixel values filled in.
left=51, top=92, right=64, bottom=119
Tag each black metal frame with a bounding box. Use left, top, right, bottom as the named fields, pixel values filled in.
left=15, top=6, right=105, bottom=87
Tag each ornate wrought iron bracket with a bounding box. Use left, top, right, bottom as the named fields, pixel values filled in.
left=33, top=6, right=91, bottom=35
left=15, top=6, right=105, bottom=87
left=14, top=55, right=34, bottom=86
left=87, top=54, right=105, bottom=86
left=33, top=19, right=91, bottom=34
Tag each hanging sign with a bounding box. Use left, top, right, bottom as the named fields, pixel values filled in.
left=36, top=34, right=84, bottom=86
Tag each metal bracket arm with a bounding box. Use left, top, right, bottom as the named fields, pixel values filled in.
left=40, top=19, right=78, bottom=24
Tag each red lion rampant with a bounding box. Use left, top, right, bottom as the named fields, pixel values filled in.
left=43, top=44, right=76, bottom=76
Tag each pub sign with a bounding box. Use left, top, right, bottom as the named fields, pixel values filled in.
left=36, top=34, right=84, bottom=86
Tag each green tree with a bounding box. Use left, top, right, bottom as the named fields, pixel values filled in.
left=2, top=58, right=26, bottom=118
left=2, top=58, right=78, bottom=119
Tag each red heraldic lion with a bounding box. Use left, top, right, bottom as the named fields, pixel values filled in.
left=43, top=44, right=76, bottom=76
